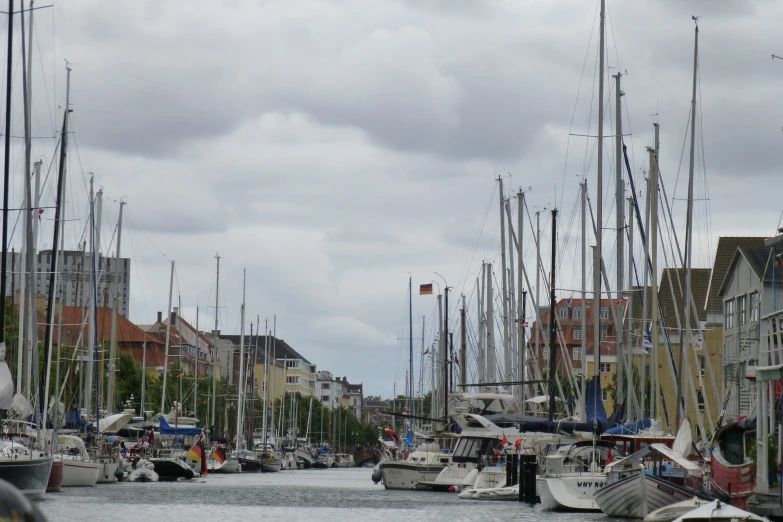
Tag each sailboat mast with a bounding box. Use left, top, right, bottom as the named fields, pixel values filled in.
left=107, top=200, right=125, bottom=413
left=460, top=294, right=466, bottom=391
left=498, top=178, right=511, bottom=387
left=477, top=265, right=485, bottom=386
left=262, top=318, right=269, bottom=446
left=160, top=260, right=175, bottom=416
left=614, top=72, right=625, bottom=411
left=408, top=276, right=413, bottom=443
left=194, top=306, right=199, bottom=415
left=580, top=181, right=588, bottom=421
left=677, top=21, right=699, bottom=433
left=236, top=268, right=246, bottom=449
left=84, top=177, right=95, bottom=418
left=43, top=64, right=71, bottom=439
left=649, top=146, right=660, bottom=424
left=517, top=191, right=525, bottom=401
left=486, top=264, right=495, bottom=385
left=211, top=253, right=220, bottom=431
left=593, top=0, right=606, bottom=386
left=0, top=0, right=13, bottom=382
left=547, top=208, right=558, bottom=422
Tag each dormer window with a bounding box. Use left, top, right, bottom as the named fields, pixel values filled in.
left=558, top=307, right=569, bottom=319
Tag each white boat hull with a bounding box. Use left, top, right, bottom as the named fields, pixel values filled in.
left=379, top=462, right=445, bottom=490
left=538, top=473, right=605, bottom=511
left=595, top=472, right=706, bottom=519
left=61, top=460, right=100, bottom=487
left=96, top=460, right=119, bottom=483
left=126, top=468, right=159, bottom=482
left=418, top=463, right=477, bottom=490
left=210, top=458, right=240, bottom=473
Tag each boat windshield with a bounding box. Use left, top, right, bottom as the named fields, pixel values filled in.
left=452, top=437, right=501, bottom=463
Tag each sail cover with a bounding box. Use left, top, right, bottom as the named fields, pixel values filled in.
left=585, top=377, right=608, bottom=430
left=160, top=416, right=202, bottom=436
left=0, top=342, right=13, bottom=410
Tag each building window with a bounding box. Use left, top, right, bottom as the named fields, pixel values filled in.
left=322, top=383, right=330, bottom=390
left=697, top=356, right=705, bottom=378
left=697, top=390, right=705, bottom=412
left=543, top=347, right=550, bottom=360
left=599, top=363, right=611, bottom=373
left=286, top=360, right=296, bottom=368
left=725, top=299, right=735, bottom=329
left=599, top=307, right=609, bottom=320
left=287, top=376, right=296, bottom=385
left=572, top=347, right=581, bottom=361
left=558, top=307, right=569, bottom=319
left=322, top=395, right=329, bottom=402
left=601, top=389, right=609, bottom=402
left=600, top=327, right=608, bottom=341
left=574, top=368, right=583, bottom=377
left=738, top=294, right=747, bottom=326
left=750, top=292, right=759, bottom=322
left=573, top=326, right=582, bottom=340
left=573, top=308, right=582, bottom=320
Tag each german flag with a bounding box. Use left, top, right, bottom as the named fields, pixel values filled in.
left=419, top=283, right=433, bottom=295
left=186, top=441, right=203, bottom=463
left=212, top=446, right=226, bottom=464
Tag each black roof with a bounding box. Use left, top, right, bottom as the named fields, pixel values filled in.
left=218, top=334, right=311, bottom=365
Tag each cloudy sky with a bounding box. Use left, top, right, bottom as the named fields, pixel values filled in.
left=7, top=0, right=783, bottom=397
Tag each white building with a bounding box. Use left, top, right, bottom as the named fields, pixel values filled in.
left=7, top=250, right=131, bottom=316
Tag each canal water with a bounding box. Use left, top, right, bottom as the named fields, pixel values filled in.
left=36, top=468, right=614, bottom=521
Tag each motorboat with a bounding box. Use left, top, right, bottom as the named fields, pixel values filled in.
left=334, top=453, right=355, bottom=468
left=673, top=500, right=769, bottom=522
left=56, top=435, right=100, bottom=487
left=148, top=453, right=196, bottom=481
left=645, top=497, right=709, bottom=522
left=258, top=452, right=282, bottom=472
left=237, top=449, right=261, bottom=472
left=379, top=442, right=450, bottom=490
left=0, top=441, right=53, bottom=499
left=537, top=440, right=615, bottom=511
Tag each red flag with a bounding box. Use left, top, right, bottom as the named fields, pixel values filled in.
left=514, top=439, right=522, bottom=449
left=605, top=447, right=613, bottom=466
left=37, top=209, right=44, bottom=220
left=501, top=434, right=508, bottom=446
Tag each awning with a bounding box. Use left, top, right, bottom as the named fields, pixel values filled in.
left=649, top=443, right=701, bottom=471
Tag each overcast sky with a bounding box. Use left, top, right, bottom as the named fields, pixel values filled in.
left=7, top=0, right=783, bottom=398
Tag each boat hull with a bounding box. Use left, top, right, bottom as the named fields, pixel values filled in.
left=47, top=459, right=64, bottom=492
left=710, top=448, right=755, bottom=509
left=96, top=460, right=119, bottom=484
left=238, top=457, right=261, bottom=473
left=595, top=472, right=708, bottom=519
left=379, top=462, right=445, bottom=490
left=538, top=473, right=605, bottom=511
left=0, top=456, right=52, bottom=499
left=261, top=459, right=282, bottom=473
left=150, top=458, right=196, bottom=481
left=210, top=458, right=240, bottom=473
left=61, top=460, right=100, bottom=487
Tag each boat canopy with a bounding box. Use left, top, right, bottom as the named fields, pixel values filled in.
left=604, top=418, right=653, bottom=435
left=159, top=416, right=202, bottom=437
left=649, top=443, right=701, bottom=471
left=94, top=412, right=134, bottom=433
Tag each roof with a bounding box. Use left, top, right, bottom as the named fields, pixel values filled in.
left=717, top=246, right=783, bottom=297
left=218, top=334, right=311, bottom=364
left=705, top=237, right=766, bottom=312
left=162, top=314, right=215, bottom=348
left=59, top=306, right=165, bottom=346
left=658, top=268, right=710, bottom=325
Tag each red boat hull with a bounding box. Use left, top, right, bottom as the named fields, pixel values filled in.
left=47, top=459, right=64, bottom=493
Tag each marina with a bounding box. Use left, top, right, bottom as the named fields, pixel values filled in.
left=0, top=0, right=782, bottom=521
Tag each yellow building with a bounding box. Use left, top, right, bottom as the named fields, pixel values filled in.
left=656, top=268, right=722, bottom=438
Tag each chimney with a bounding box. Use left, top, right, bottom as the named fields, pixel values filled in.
left=157, top=311, right=162, bottom=323
left=170, top=311, right=177, bottom=327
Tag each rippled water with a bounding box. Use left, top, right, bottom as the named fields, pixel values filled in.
left=37, top=468, right=613, bottom=522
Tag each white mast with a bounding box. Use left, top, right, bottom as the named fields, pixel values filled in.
left=593, top=0, right=606, bottom=385
left=506, top=198, right=517, bottom=395
left=535, top=212, right=541, bottom=375
left=498, top=178, right=511, bottom=386
left=486, top=263, right=495, bottom=384
left=107, top=200, right=124, bottom=413
left=649, top=146, right=660, bottom=424
left=262, top=318, right=269, bottom=446
left=677, top=20, right=699, bottom=432
left=477, top=266, right=485, bottom=386
left=84, top=177, right=96, bottom=416
left=614, top=71, right=625, bottom=410
left=236, top=268, right=246, bottom=450
left=160, top=260, right=175, bottom=416
left=211, top=253, right=220, bottom=430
